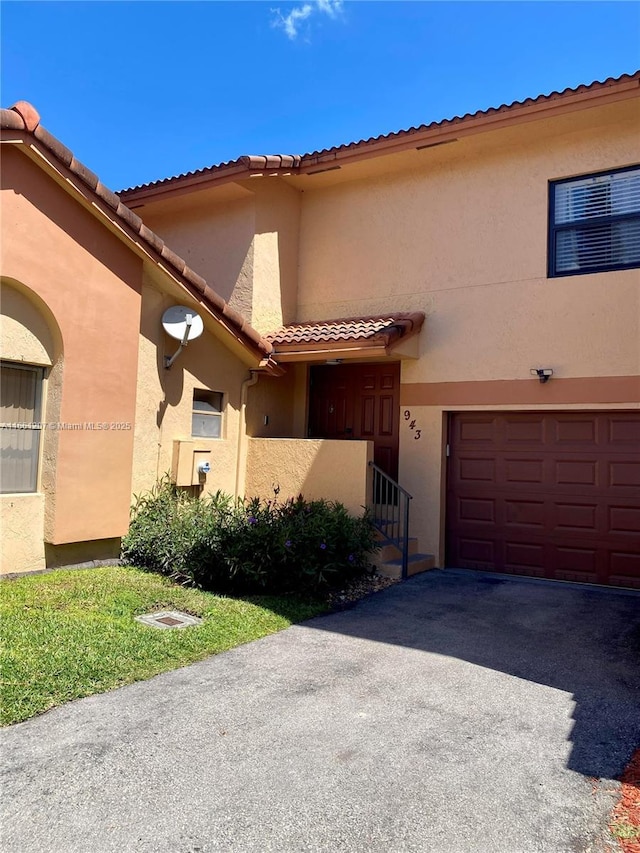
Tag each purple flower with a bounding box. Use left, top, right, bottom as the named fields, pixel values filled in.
left=285, top=540, right=292, bottom=548
left=348, top=554, right=354, bottom=562
left=248, top=516, right=257, bottom=525
left=320, top=542, right=327, bottom=550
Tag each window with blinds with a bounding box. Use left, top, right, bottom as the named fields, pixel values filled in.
left=549, top=165, right=640, bottom=277
left=1, top=362, right=44, bottom=493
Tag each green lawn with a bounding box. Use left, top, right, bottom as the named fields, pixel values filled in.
left=0, top=566, right=327, bottom=726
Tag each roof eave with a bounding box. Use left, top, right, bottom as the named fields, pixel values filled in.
left=272, top=344, right=395, bottom=363
left=298, top=73, right=640, bottom=173
left=1, top=108, right=276, bottom=373
left=271, top=330, right=424, bottom=364
left=118, top=72, right=640, bottom=203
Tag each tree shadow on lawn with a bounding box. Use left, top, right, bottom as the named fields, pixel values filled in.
left=301, top=569, right=640, bottom=782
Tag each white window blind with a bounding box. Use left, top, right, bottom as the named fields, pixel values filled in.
left=1, top=363, right=43, bottom=493
left=551, top=167, right=640, bottom=275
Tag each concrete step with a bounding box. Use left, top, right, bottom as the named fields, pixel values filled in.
left=373, top=537, right=420, bottom=564
left=377, top=553, right=436, bottom=580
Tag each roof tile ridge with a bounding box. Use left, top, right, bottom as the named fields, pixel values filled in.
left=120, top=153, right=302, bottom=195
left=116, top=71, right=639, bottom=196
left=2, top=100, right=272, bottom=360
left=299, top=71, right=640, bottom=160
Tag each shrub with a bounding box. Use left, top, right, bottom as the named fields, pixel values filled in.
left=121, top=479, right=379, bottom=595
left=121, top=478, right=232, bottom=585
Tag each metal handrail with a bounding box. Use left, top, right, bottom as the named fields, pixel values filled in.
left=368, top=461, right=413, bottom=580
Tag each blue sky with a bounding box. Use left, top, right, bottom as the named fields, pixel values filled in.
left=2, top=1, right=639, bottom=190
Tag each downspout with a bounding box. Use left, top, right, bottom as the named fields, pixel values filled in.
left=235, top=370, right=260, bottom=500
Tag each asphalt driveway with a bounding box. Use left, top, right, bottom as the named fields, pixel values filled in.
left=2, top=570, right=639, bottom=853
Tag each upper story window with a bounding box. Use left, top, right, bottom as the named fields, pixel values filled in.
left=548, top=165, right=640, bottom=277
left=0, top=361, right=44, bottom=493
left=192, top=390, right=223, bottom=438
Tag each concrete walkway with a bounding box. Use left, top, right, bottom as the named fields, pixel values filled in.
left=2, top=571, right=639, bottom=853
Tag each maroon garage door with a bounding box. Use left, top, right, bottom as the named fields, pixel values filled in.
left=446, top=412, right=640, bottom=588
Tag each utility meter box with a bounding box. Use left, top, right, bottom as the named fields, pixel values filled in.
left=171, top=441, right=212, bottom=486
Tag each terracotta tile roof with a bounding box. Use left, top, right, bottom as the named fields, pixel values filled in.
left=301, top=71, right=640, bottom=162
left=266, top=313, right=425, bottom=350
left=120, top=154, right=302, bottom=195
left=1, top=102, right=274, bottom=365
left=119, top=71, right=639, bottom=199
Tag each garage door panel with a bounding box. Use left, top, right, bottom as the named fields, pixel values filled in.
left=458, top=537, right=496, bottom=565
left=609, top=461, right=640, bottom=488
left=555, top=460, right=597, bottom=486
left=552, top=501, right=599, bottom=531
left=456, top=457, right=497, bottom=483
left=609, top=505, right=640, bottom=534
left=609, top=551, right=640, bottom=589
left=505, top=499, right=545, bottom=528
left=505, top=417, right=546, bottom=444
left=447, top=412, right=640, bottom=587
left=554, top=546, right=598, bottom=576
left=505, top=458, right=545, bottom=484
left=608, top=417, right=640, bottom=446
left=554, top=418, right=597, bottom=445
left=505, top=542, right=545, bottom=570
left=458, top=497, right=496, bottom=523
left=457, top=416, right=500, bottom=444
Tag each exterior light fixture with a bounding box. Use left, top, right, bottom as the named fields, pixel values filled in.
left=530, top=368, right=554, bottom=384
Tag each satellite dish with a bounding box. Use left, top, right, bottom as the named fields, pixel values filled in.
left=162, top=306, right=204, bottom=342
left=161, top=306, right=204, bottom=369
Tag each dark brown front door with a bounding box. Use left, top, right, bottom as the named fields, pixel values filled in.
left=446, top=411, right=640, bottom=588
left=309, top=363, right=400, bottom=479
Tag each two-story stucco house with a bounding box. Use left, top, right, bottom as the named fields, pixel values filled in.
left=2, top=72, right=639, bottom=587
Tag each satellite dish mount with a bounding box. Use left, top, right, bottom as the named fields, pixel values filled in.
left=162, top=306, right=204, bottom=369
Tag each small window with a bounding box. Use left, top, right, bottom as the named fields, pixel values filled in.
left=549, top=165, right=640, bottom=277
left=192, top=390, right=223, bottom=438
left=1, top=362, right=44, bottom=493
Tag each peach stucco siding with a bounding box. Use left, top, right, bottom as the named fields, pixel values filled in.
left=131, top=270, right=250, bottom=500
left=134, top=191, right=257, bottom=322
left=245, top=438, right=373, bottom=516
left=1, top=147, right=142, bottom=561
left=122, top=96, right=640, bottom=567
left=291, top=99, right=640, bottom=563
left=1, top=145, right=257, bottom=574
left=296, top=101, right=639, bottom=383
left=3, top=84, right=638, bottom=575
left=138, top=180, right=301, bottom=335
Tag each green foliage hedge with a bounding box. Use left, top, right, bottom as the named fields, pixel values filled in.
left=121, top=478, right=379, bottom=595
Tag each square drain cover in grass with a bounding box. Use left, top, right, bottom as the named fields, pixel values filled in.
left=135, top=611, right=203, bottom=630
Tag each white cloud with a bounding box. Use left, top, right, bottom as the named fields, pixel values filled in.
left=272, top=0, right=343, bottom=40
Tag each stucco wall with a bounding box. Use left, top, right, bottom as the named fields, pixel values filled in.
left=1, top=283, right=55, bottom=366
left=246, top=370, right=297, bottom=438
left=245, top=438, right=373, bottom=516
left=297, top=101, right=640, bottom=384
left=251, top=181, right=301, bottom=332
left=139, top=194, right=256, bottom=321
left=1, top=147, right=142, bottom=553
left=1, top=493, right=46, bottom=573
left=138, top=181, right=301, bottom=335
left=131, top=271, right=250, bottom=499
left=292, top=99, right=640, bottom=563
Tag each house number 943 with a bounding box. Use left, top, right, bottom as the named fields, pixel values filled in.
left=404, top=410, right=421, bottom=440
